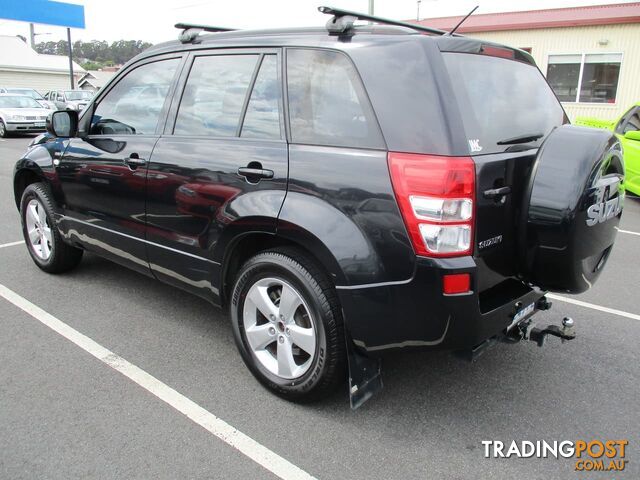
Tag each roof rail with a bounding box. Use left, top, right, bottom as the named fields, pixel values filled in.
left=318, top=6, right=455, bottom=36
left=175, top=23, right=236, bottom=44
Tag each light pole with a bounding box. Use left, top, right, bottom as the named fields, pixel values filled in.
left=67, top=28, right=74, bottom=89
left=29, top=23, right=51, bottom=48
left=417, top=0, right=422, bottom=21
left=368, top=0, right=374, bottom=15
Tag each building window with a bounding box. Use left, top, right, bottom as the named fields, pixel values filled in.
left=547, top=53, right=622, bottom=103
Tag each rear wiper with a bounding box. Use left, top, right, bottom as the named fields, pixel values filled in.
left=497, top=132, right=544, bottom=145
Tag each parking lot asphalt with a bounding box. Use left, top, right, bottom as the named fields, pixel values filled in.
left=1, top=135, right=638, bottom=480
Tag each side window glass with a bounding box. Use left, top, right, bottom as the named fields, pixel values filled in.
left=174, top=54, right=259, bottom=137
left=615, top=107, right=635, bottom=134
left=623, top=109, right=640, bottom=134
left=286, top=48, right=384, bottom=149
left=90, top=58, right=179, bottom=135
left=241, top=55, right=281, bottom=139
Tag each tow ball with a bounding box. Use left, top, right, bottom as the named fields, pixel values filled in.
left=512, top=317, right=576, bottom=347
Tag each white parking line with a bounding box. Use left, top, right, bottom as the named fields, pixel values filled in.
left=0, top=240, right=23, bottom=249
left=0, top=284, right=316, bottom=480
left=616, top=227, right=640, bottom=237
left=547, top=293, right=640, bottom=322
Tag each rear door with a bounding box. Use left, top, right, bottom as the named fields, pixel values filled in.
left=56, top=55, right=183, bottom=274
left=145, top=49, right=287, bottom=302
left=441, top=51, right=566, bottom=294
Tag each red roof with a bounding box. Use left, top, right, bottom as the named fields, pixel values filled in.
left=411, top=2, right=640, bottom=33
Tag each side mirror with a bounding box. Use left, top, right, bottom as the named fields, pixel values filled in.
left=47, top=110, right=78, bottom=138
left=624, top=130, right=640, bottom=141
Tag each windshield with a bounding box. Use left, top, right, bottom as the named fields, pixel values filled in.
left=443, top=52, right=566, bottom=155
left=0, top=96, right=43, bottom=108
left=6, top=88, right=43, bottom=100
left=65, top=90, right=92, bottom=101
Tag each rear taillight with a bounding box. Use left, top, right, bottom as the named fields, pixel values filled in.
left=388, top=152, right=475, bottom=257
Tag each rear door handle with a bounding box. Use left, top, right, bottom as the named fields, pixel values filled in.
left=124, top=153, right=146, bottom=167
left=237, top=166, right=274, bottom=180
left=483, top=186, right=512, bottom=199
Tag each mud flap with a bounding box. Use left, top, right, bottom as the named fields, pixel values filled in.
left=346, top=333, right=382, bottom=409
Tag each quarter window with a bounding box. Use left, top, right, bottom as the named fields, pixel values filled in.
left=621, top=109, right=640, bottom=134
left=286, top=49, right=383, bottom=149
left=241, top=55, right=282, bottom=139
left=90, top=58, right=179, bottom=135
left=174, top=54, right=259, bottom=137
left=547, top=53, right=622, bottom=103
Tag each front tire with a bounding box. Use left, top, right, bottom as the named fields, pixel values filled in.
left=230, top=248, right=346, bottom=402
left=0, top=119, right=8, bottom=138
left=20, top=183, right=83, bottom=273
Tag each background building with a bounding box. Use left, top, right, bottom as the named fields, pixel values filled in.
left=0, top=35, right=85, bottom=93
left=78, top=70, right=115, bottom=92
left=417, top=2, right=640, bottom=121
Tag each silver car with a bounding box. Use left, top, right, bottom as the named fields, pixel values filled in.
left=0, top=94, right=54, bottom=137
left=43, top=89, right=93, bottom=111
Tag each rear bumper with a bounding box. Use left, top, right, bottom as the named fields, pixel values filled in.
left=337, top=256, right=545, bottom=355
left=6, top=122, right=46, bottom=133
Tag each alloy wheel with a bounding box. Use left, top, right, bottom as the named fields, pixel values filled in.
left=242, top=277, right=317, bottom=380
left=25, top=199, right=53, bottom=260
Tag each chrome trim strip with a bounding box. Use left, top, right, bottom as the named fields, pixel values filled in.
left=61, top=216, right=220, bottom=265
left=335, top=277, right=414, bottom=290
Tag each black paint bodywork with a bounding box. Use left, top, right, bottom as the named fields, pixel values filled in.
left=14, top=26, right=607, bottom=358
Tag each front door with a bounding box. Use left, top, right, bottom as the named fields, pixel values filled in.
left=145, top=51, right=288, bottom=302
left=56, top=55, right=183, bottom=274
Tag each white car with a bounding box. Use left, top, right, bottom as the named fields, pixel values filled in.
left=0, top=94, right=54, bottom=137
left=0, top=87, right=57, bottom=110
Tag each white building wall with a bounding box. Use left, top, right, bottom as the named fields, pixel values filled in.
left=0, top=69, right=81, bottom=94
left=466, top=23, right=640, bottom=121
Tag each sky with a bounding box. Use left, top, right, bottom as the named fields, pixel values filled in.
left=0, top=0, right=637, bottom=44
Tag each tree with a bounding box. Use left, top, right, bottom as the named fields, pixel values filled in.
left=35, top=39, right=153, bottom=69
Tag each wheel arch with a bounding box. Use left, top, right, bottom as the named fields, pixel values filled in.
left=14, top=167, right=46, bottom=210
left=220, top=228, right=346, bottom=307
left=13, top=140, right=62, bottom=210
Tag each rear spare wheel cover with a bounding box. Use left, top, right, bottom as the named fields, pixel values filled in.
left=519, top=124, right=624, bottom=293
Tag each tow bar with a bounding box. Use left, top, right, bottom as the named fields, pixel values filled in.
left=509, top=316, right=576, bottom=347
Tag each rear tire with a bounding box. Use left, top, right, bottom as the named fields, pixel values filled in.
left=20, top=183, right=83, bottom=273
left=230, top=247, right=346, bottom=402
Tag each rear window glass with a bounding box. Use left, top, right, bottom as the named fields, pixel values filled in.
left=175, top=54, right=259, bottom=137
left=241, top=55, right=282, bottom=140
left=443, top=52, right=565, bottom=155
left=286, top=49, right=384, bottom=149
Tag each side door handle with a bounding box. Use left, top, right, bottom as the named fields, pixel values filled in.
left=124, top=153, right=147, bottom=168
left=237, top=166, right=274, bottom=181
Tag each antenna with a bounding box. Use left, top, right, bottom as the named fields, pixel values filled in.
left=447, top=5, right=478, bottom=35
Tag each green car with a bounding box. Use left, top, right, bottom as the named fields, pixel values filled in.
left=575, top=103, right=640, bottom=196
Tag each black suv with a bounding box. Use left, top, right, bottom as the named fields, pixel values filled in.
left=12, top=7, right=624, bottom=407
